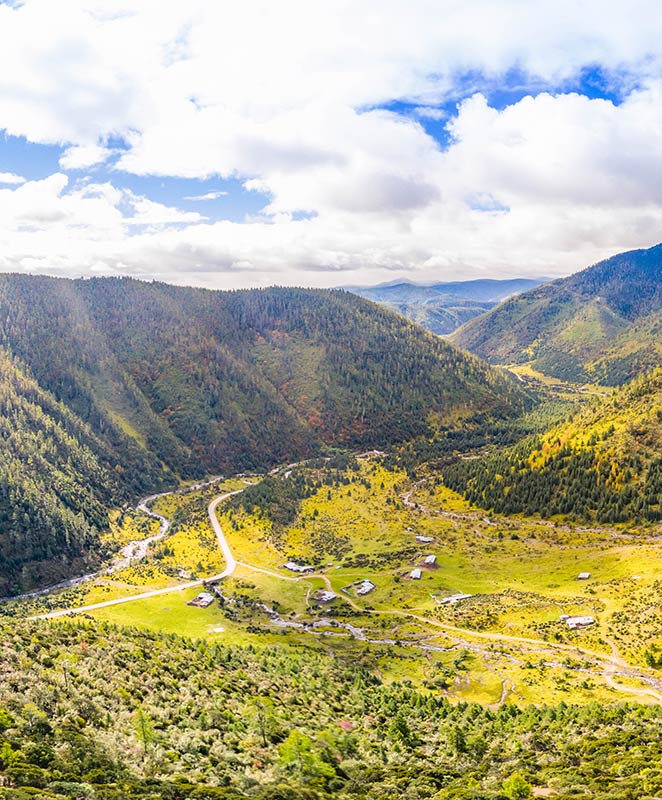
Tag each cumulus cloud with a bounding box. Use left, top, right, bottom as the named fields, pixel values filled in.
left=0, top=1, right=662, bottom=285
left=59, top=144, right=115, bottom=170
left=0, top=172, right=25, bottom=184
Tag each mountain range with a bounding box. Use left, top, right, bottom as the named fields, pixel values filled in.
left=452, top=243, right=662, bottom=384
left=347, top=278, right=544, bottom=335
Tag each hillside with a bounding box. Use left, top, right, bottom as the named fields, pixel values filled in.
left=452, top=243, right=662, bottom=384
left=0, top=353, right=129, bottom=595
left=2, top=618, right=662, bottom=800
left=0, top=275, right=526, bottom=593
left=443, top=370, right=662, bottom=522
left=348, top=278, right=543, bottom=335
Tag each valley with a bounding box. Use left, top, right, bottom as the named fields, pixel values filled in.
left=1, top=267, right=662, bottom=799
left=9, top=452, right=662, bottom=712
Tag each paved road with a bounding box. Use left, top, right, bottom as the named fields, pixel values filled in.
left=32, top=488, right=244, bottom=620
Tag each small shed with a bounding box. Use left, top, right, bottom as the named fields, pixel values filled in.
left=439, top=592, right=473, bottom=605
left=410, top=568, right=422, bottom=580
left=566, top=615, right=595, bottom=630
left=423, top=555, right=437, bottom=565
left=415, top=535, right=434, bottom=543
left=187, top=592, right=215, bottom=608
left=283, top=561, right=314, bottom=573
left=577, top=572, right=591, bottom=580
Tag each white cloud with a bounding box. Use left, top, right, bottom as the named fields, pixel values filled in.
left=59, top=144, right=114, bottom=169
left=183, top=190, right=228, bottom=201
left=0, top=1, right=662, bottom=285
left=0, top=172, right=25, bottom=184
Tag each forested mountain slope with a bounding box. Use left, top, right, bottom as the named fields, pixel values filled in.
left=0, top=276, right=524, bottom=470
left=452, top=243, right=662, bottom=384
left=0, top=353, right=128, bottom=595
left=0, top=275, right=526, bottom=593
left=443, top=370, right=662, bottom=522
left=2, top=618, right=662, bottom=800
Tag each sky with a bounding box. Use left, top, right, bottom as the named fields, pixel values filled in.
left=1, top=1, right=662, bottom=289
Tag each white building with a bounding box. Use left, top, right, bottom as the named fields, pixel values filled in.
left=566, top=615, right=595, bottom=630
left=415, top=535, right=434, bottom=543
left=283, top=561, right=314, bottom=573
left=423, top=555, right=436, bottom=565
left=410, top=568, right=422, bottom=580
left=577, top=572, right=591, bottom=580
left=187, top=592, right=215, bottom=608
left=439, top=593, right=473, bottom=605
left=356, top=580, right=375, bottom=596
left=316, top=590, right=337, bottom=603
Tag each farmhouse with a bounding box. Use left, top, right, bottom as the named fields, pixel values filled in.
left=566, top=615, right=595, bottom=630
left=423, top=555, right=437, bottom=565
left=315, top=590, right=337, bottom=603
left=283, top=561, right=314, bottom=573
left=187, top=592, right=215, bottom=608
left=356, top=580, right=375, bottom=596
left=410, top=568, right=422, bottom=580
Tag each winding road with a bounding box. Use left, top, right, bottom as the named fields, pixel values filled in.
left=32, top=487, right=245, bottom=621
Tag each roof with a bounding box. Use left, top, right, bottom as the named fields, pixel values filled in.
left=423, top=555, right=436, bottom=564
left=439, top=592, right=473, bottom=604
left=577, top=572, right=591, bottom=579
left=410, top=568, right=422, bottom=579
left=283, top=561, right=314, bottom=572
left=566, top=615, right=595, bottom=629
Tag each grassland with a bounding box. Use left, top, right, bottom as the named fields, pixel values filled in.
left=9, top=456, right=662, bottom=707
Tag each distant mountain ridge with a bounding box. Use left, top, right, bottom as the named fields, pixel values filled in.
left=347, top=278, right=545, bottom=335
left=0, top=274, right=526, bottom=593
left=452, top=243, right=662, bottom=384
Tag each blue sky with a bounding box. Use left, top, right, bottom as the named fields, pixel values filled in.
left=0, top=1, right=660, bottom=288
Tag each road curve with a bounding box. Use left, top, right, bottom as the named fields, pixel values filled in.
left=31, top=488, right=244, bottom=620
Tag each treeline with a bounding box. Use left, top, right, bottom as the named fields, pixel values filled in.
left=443, top=438, right=662, bottom=522
left=227, top=454, right=360, bottom=529
left=441, top=372, right=662, bottom=523
left=2, top=619, right=662, bottom=799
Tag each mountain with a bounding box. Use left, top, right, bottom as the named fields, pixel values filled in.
left=443, top=369, right=662, bottom=523
left=348, top=278, right=544, bottom=335
left=0, top=274, right=526, bottom=593
left=452, top=244, right=662, bottom=384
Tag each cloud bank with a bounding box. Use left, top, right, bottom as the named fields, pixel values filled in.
left=0, top=0, right=661, bottom=287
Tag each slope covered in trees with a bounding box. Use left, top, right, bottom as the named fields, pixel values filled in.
left=0, top=352, right=138, bottom=595
left=452, top=243, right=662, bottom=384
left=443, top=371, right=662, bottom=522
left=0, top=275, right=525, bottom=471
left=3, top=617, right=662, bottom=800
left=0, top=275, right=526, bottom=593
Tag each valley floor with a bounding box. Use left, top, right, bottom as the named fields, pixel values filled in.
left=6, top=454, right=662, bottom=709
